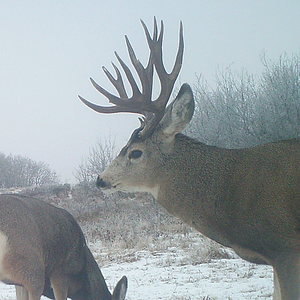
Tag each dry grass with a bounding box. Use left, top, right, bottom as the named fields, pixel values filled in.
left=69, top=185, right=233, bottom=264
left=14, top=184, right=234, bottom=265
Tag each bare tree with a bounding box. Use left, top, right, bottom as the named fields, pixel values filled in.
left=75, top=134, right=117, bottom=184
left=188, top=68, right=260, bottom=148
left=255, top=52, right=300, bottom=142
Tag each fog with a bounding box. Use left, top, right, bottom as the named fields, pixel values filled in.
left=1, top=1, right=299, bottom=183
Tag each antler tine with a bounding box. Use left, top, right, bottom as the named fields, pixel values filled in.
left=145, top=19, right=184, bottom=111
left=78, top=95, right=140, bottom=114
left=79, top=21, right=158, bottom=116
left=114, top=51, right=142, bottom=101
left=172, top=21, right=184, bottom=78
left=90, top=77, right=128, bottom=108
left=125, top=35, right=154, bottom=103
left=80, top=71, right=139, bottom=114
left=103, top=63, right=128, bottom=99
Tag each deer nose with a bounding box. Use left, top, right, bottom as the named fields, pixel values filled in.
left=96, top=176, right=107, bottom=189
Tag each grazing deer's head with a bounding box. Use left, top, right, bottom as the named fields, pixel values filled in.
left=80, top=18, right=300, bottom=300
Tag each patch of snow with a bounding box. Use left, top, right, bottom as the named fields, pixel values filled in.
left=0, top=251, right=273, bottom=300
left=103, top=251, right=273, bottom=300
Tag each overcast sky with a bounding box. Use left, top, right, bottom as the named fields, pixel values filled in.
left=1, top=1, right=300, bottom=183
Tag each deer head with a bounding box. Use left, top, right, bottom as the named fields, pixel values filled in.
left=79, top=18, right=194, bottom=196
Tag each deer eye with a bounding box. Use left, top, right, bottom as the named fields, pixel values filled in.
left=129, top=150, right=143, bottom=160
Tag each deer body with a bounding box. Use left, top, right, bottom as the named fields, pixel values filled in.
left=0, top=194, right=127, bottom=300
left=99, top=113, right=300, bottom=263
left=156, top=135, right=300, bottom=259
left=79, top=19, right=300, bottom=299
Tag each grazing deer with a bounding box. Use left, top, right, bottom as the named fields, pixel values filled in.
left=0, top=194, right=127, bottom=300
left=79, top=18, right=300, bottom=300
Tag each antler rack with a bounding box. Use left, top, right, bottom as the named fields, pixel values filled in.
left=79, top=18, right=184, bottom=139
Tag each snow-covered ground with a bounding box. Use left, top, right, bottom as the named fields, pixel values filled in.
left=0, top=250, right=273, bottom=300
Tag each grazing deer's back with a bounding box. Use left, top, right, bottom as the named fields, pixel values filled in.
left=0, top=194, right=86, bottom=275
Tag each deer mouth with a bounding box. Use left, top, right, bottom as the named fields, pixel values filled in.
left=99, top=185, right=117, bottom=195
left=96, top=176, right=121, bottom=194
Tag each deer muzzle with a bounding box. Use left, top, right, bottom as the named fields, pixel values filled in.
left=96, top=176, right=110, bottom=189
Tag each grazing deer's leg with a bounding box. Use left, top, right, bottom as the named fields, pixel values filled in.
left=23, top=280, right=44, bottom=300
left=6, top=253, right=44, bottom=300
left=28, top=291, right=43, bottom=300
left=16, top=283, right=44, bottom=300
left=273, top=270, right=282, bottom=300
left=50, top=275, right=69, bottom=300
left=273, top=254, right=300, bottom=300
left=16, top=286, right=29, bottom=300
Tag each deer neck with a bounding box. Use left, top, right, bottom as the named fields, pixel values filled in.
left=83, top=246, right=112, bottom=300
left=155, top=134, right=239, bottom=246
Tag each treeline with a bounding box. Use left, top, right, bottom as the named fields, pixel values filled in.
left=0, top=153, right=59, bottom=188
left=188, top=52, right=300, bottom=148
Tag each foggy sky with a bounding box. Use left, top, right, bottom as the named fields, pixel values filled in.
left=1, top=1, right=300, bottom=183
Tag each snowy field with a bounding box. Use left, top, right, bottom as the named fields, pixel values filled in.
left=0, top=249, right=273, bottom=300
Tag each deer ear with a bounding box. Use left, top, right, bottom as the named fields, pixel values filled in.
left=159, top=83, right=195, bottom=137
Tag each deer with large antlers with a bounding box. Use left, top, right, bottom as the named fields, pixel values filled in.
left=79, top=19, right=300, bottom=300
left=0, top=194, right=127, bottom=300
